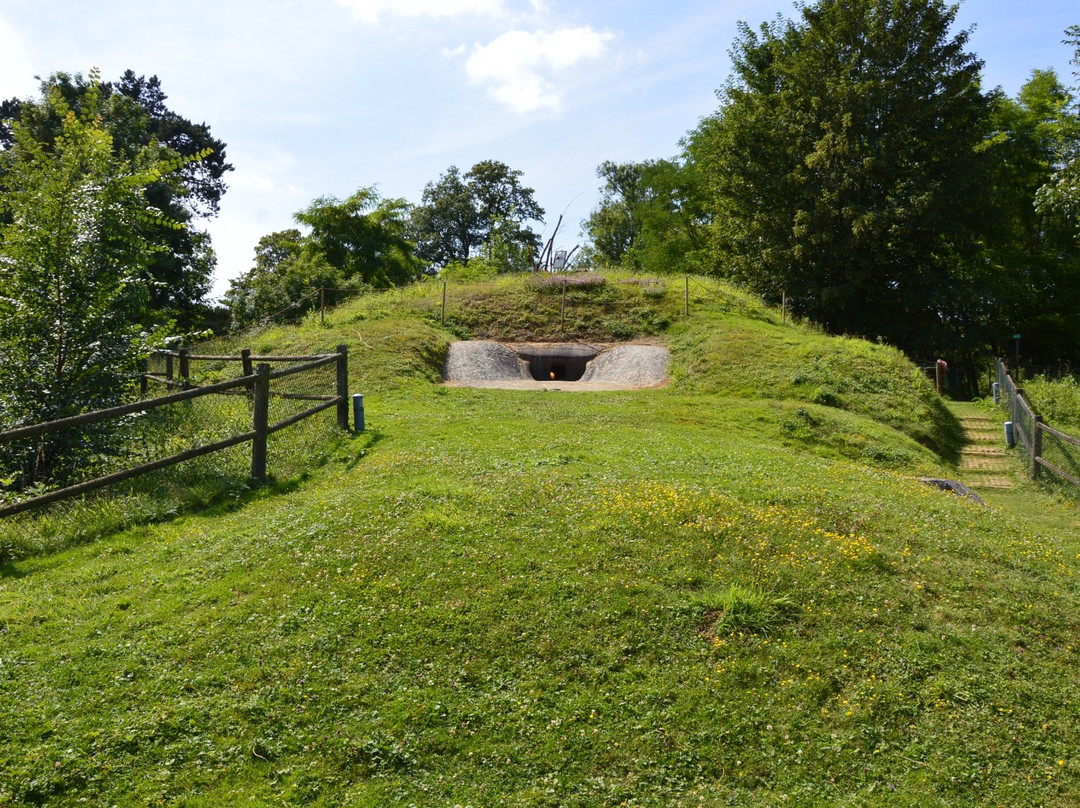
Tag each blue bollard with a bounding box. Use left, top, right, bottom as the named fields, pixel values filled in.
left=352, top=393, right=365, bottom=433
left=1004, top=421, right=1014, bottom=448
left=992, top=382, right=1000, bottom=405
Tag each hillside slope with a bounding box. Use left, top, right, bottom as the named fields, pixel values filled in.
left=1, top=274, right=1078, bottom=807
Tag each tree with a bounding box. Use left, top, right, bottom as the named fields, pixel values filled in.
left=225, top=189, right=423, bottom=327
left=690, top=0, right=993, bottom=357
left=295, top=187, right=422, bottom=286
left=983, top=69, right=1080, bottom=364
left=410, top=160, right=544, bottom=269
left=1036, top=26, right=1080, bottom=240
left=584, top=161, right=646, bottom=264
left=2, top=70, right=232, bottom=327
left=0, top=74, right=184, bottom=485
left=583, top=158, right=708, bottom=274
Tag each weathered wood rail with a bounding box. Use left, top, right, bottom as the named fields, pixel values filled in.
left=0, top=346, right=351, bottom=518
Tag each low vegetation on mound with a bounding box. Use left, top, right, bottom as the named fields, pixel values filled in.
left=1, top=273, right=1077, bottom=806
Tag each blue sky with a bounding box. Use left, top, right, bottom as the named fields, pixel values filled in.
left=1, top=0, right=1077, bottom=298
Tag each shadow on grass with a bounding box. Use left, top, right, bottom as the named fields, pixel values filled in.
left=929, top=398, right=966, bottom=466
left=0, top=562, right=27, bottom=579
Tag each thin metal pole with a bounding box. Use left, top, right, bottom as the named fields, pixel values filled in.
left=442, top=279, right=447, bottom=324
left=560, top=278, right=567, bottom=331
left=685, top=275, right=690, bottom=317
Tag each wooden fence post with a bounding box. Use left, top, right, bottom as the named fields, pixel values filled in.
left=178, top=348, right=191, bottom=389
left=336, top=344, right=350, bottom=430
left=241, top=348, right=253, bottom=378
left=1033, top=415, right=1044, bottom=479
left=251, top=363, right=270, bottom=484
left=138, top=358, right=148, bottom=397
left=165, top=352, right=174, bottom=382
left=320, top=287, right=326, bottom=326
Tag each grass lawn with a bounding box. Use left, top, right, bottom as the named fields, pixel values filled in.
left=2, top=275, right=1079, bottom=806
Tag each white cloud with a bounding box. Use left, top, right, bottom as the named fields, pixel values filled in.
left=335, top=0, right=504, bottom=24
left=465, top=26, right=615, bottom=114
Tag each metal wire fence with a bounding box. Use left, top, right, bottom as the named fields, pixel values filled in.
left=0, top=347, right=350, bottom=524
left=995, top=358, right=1080, bottom=490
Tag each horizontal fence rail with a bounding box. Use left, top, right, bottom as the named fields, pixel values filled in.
left=0, top=345, right=351, bottom=519
left=995, top=357, right=1080, bottom=490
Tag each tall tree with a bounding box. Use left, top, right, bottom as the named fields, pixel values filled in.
left=295, top=187, right=421, bottom=287
left=584, top=158, right=707, bottom=273
left=410, top=160, right=544, bottom=269
left=1035, top=26, right=1080, bottom=240
left=1, top=70, right=232, bottom=327
left=690, top=0, right=992, bottom=357
left=0, top=74, right=185, bottom=484
left=984, top=69, right=1080, bottom=364
left=226, top=189, right=423, bottom=327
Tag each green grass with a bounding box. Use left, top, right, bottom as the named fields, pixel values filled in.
left=1023, top=374, right=1080, bottom=432
left=2, top=273, right=1079, bottom=806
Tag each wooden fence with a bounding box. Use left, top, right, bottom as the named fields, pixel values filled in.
left=0, top=346, right=350, bottom=518
left=995, top=358, right=1080, bottom=489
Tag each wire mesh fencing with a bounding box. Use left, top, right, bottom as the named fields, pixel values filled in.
left=0, top=346, right=351, bottom=559
left=995, top=357, right=1080, bottom=490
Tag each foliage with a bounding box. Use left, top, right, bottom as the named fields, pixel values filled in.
left=226, top=188, right=422, bottom=327
left=1022, top=373, right=1080, bottom=432
left=223, top=234, right=348, bottom=328
left=1, top=70, right=232, bottom=328
left=583, top=158, right=708, bottom=274
left=410, top=160, right=544, bottom=269
left=1036, top=25, right=1080, bottom=239
left=295, top=186, right=421, bottom=286
left=983, top=68, right=1080, bottom=365
left=0, top=73, right=183, bottom=486
left=688, top=0, right=992, bottom=358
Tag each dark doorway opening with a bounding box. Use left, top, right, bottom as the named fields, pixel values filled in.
left=516, top=344, right=598, bottom=382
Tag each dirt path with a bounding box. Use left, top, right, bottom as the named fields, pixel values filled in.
left=947, top=401, right=1016, bottom=492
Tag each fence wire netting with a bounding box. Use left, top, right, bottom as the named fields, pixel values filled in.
left=995, top=358, right=1080, bottom=492
left=996, top=360, right=1036, bottom=464
left=0, top=345, right=347, bottom=561
left=1039, top=427, right=1080, bottom=488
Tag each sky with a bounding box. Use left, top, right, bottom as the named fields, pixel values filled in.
left=1, top=0, right=1078, bottom=299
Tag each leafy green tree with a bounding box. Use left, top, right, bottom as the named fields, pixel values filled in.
left=584, top=158, right=708, bottom=274
left=1036, top=26, right=1080, bottom=240
left=689, top=0, right=992, bottom=356
left=583, top=161, right=645, bottom=264
left=410, top=160, right=544, bottom=269
left=0, top=75, right=183, bottom=484
left=226, top=189, right=423, bottom=327
left=224, top=233, right=343, bottom=328
left=295, top=187, right=422, bottom=286
left=2, top=70, right=232, bottom=328
left=984, top=69, right=1080, bottom=364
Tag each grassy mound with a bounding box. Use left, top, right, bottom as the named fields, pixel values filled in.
left=2, top=273, right=1077, bottom=806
